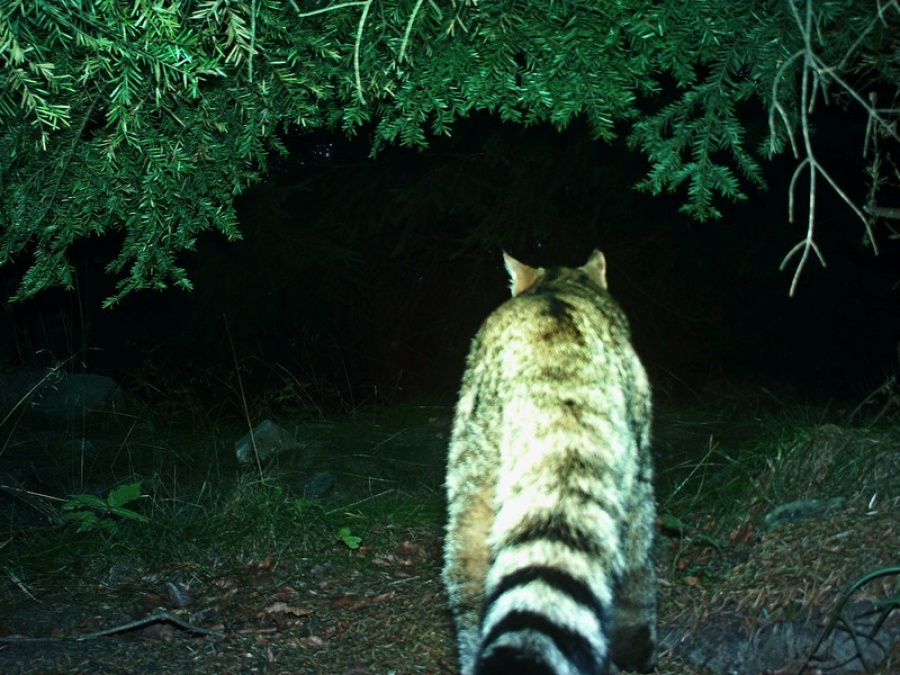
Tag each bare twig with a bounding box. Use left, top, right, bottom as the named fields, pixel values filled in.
left=866, top=205, right=900, bottom=220
left=4, top=569, right=38, bottom=602
left=0, top=608, right=224, bottom=643
left=399, top=0, right=427, bottom=64
left=769, top=50, right=803, bottom=157
left=293, top=1, right=369, bottom=19
left=290, top=0, right=372, bottom=104
left=780, top=0, right=827, bottom=296
left=773, top=0, right=897, bottom=294
left=353, top=0, right=374, bottom=104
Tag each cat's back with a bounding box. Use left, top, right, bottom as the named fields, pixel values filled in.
left=461, top=256, right=639, bottom=402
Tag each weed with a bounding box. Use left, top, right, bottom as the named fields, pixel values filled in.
left=61, top=481, right=148, bottom=534
left=335, top=526, right=362, bottom=550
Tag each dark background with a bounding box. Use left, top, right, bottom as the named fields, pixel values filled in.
left=2, top=113, right=898, bottom=414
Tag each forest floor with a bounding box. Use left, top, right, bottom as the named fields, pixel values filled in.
left=0, top=385, right=898, bottom=674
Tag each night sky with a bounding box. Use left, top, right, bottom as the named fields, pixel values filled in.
left=2, top=112, right=898, bottom=412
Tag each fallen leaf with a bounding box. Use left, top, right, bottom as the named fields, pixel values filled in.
left=270, top=585, right=299, bottom=601
left=298, top=635, right=326, bottom=648
left=330, top=596, right=354, bottom=609
left=394, top=540, right=426, bottom=559
left=348, top=591, right=397, bottom=612
left=263, top=601, right=313, bottom=617
left=729, top=520, right=756, bottom=544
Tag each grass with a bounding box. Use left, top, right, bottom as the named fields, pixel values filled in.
left=4, top=375, right=896, bottom=587
left=656, top=393, right=898, bottom=539
left=2, top=369, right=899, bottom=673
left=654, top=387, right=900, bottom=633
left=0, top=369, right=449, bottom=599
left=2, top=468, right=447, bottom=616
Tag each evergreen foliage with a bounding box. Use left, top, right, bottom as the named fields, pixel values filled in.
left=0, top=0, right=897, bottom=301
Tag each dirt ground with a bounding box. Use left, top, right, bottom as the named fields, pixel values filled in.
left=1, top=411, right=898, bottom=674
left=2, top=495, right=898, bottom=674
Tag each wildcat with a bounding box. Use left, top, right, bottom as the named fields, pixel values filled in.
left=443, top=250, right=656, bottom=674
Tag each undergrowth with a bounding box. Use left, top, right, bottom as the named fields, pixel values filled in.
left=3, top=468, right=444, bottom=594
left=0, top=368, right=447, bottom=597
left=3, top=367, right=898, bottom=636
left=657, top=391, right=899, bottom=540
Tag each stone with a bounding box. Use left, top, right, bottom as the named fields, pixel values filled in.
left=234, top=419, right=302, bottom=464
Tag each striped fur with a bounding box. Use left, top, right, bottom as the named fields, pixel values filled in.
left=443, top=250, right=656, bottom=675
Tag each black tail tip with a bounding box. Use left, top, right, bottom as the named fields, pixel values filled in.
left=475, top=646, right=560, bottom=675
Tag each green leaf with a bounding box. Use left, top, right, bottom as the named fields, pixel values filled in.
left=107, top=505, right=150, bottom=523
left=336, top=527, right=361, bottom=550
left=62, top=494, right=107, bottom=510
left=62, top=511, right=99, bottom=533
left=107, top=481, right=144, bottom=509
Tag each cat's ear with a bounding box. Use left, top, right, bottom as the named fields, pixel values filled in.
left=581, top=249, right=608, bottom=290
left=503, top=253, right=541, bottom=296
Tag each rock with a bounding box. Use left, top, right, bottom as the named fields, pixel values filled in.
left=300, top=471, right=335, bottom=500
left=763, top=497, right=846, bottom=531
left=0, top=371, right=121, bottom=424
left=235, top=419, right=303, bottom=464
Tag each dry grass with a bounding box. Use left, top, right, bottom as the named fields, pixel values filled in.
left=657, top=417, right=900, bottom=674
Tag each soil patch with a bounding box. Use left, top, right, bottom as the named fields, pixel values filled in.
left=1, top=407, right=898, bottom=674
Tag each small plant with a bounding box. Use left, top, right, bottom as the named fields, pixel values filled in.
left=61, top=481, right=149, bottom=534
left=335, top=526, right=361, bottom=550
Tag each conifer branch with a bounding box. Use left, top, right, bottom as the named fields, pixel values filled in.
left=1, top=0, right=897, bottom=300
left=31, top=93, right=103, bottom=236
left=248, top=0, right=257, bottom=83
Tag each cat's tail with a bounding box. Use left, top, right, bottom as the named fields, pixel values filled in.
left=474, top=558, right=613, bottom=674
left=471, top=489, right=619, bottom=675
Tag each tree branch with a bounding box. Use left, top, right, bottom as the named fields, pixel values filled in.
left=774, top=0, right=895, bottom=295
left=354, top=0, right=373, bottom=104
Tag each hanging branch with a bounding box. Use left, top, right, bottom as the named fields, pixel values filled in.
left=774, top=0, right=899, bottom=295
left=779, top=83, right=826, bottom=295
left=398, top=0, right=427, bottom=64
left=353, top=0, right=373, bottom=104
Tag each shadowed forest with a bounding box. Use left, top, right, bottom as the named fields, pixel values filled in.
left=1, top=113, right=899, bottom=674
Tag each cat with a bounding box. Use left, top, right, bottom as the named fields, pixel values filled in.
left=443, top=250, right=657, bottom=674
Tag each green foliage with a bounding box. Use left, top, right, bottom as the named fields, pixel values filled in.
left=625, top=1, right=782, bottom=219
left=335, top=526, right=362, bottom=550
left=0, top=0, right=897, bottom=299
left=61, top=480, right=149, bottom=534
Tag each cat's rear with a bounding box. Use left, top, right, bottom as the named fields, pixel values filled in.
left=443, top=250, right=657, bottom=674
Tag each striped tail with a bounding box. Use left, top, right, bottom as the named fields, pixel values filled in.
left=473, top=543, right=615, bottom=675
